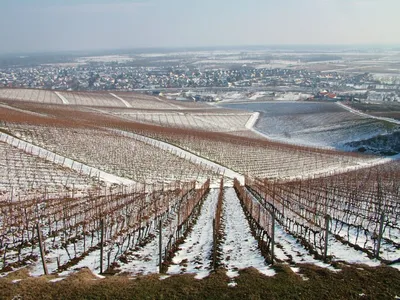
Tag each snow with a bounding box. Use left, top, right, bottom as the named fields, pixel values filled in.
left=49, top=277, right=66, bottom=283
left=327, top=235, right=380, bottom=267
left=109, top=93, right=132, bottom=108
left=249, top=92, right=267, bottom=101
left=54, top=91, right=70, bottom=105
left=0, top=132, right=135, bottom=186
left=118, top=215, right=177, bottom=276
left=242, top=110, right=393, bottom=180
left=0, top=89, right=61, bottom=104
left=12, top=279, right=22, bottom=283
left=245, top=112, right=260, bottom=129
left=273, top=223, right=334, bottom=270
left=337, top=102, right=400, bottom=125
left=221, top=188, right=275, bottom=280
left=224, top=101, right=398, bottom=152
left=168, top=189, right=219, bottom=279
left=112, top=129, right=245, bottom=185
left=58, top=249, right=102, bottom=277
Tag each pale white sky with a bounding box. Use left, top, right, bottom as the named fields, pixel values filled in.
left=0, top=0, right=399, bottom=53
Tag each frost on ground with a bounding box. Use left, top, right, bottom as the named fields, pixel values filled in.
left=117, top=221, right=161, bottom=276
left=326, top=235, right=380, bottom=267
left=168, top=189, right=219, bottom=279
left=221, top=188, right=275, bottom=281
left=273, top=222, right=380, bottom=271
left=274, top=223, right=334, bottom=270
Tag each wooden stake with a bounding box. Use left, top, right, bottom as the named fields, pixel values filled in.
left=376, top=212, right=385, bottom=259
left=271, top=211, right=275, bottom=265
left=212, top=218, right=216, bottom=270
left=324, top=215, right=330, bottom=262
left=36, top=223, right=48, bottom=275
left=100, top=219, right=105, bottom=274
left=159, top=219, right=163, bottom=273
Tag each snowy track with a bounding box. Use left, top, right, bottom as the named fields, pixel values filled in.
left=168, top=189, right=219, bottom=279
left=221, top=188, right=275, bottom=280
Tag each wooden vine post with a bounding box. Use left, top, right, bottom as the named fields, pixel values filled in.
left=100, top=218, right=105, bottom=274
left=159, top=219, right=163, bottom=273
left=324, top=214, right=330, bottom=262
left=271, top=210, right=275, bottom=265
left=36, top=223, right=48, bottom=275
left=212, top=218, right=216, bottom=270
left=376, top=212, right=385, bottom=259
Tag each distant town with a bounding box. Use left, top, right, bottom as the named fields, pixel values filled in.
left=0, top=48, right=399, bottom=103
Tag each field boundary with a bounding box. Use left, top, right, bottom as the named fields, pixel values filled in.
left=337, top=102, right=400, bottom=125
left=110, top=129, right=245, bottom=184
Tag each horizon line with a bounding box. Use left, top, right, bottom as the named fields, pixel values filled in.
left=1, top=43, right=400, bottom=57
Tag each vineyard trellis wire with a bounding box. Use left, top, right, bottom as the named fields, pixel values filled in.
left=0, top=179, right=212, bottom=275
left=244, top=160, right=400, bottom=262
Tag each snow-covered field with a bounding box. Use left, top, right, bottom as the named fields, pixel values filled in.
left=223, top=101, right=399, bottom=150
left=0, top=89, right=62, bottom=104
left=246, top=160, right=400, bottom=265
left=168, top=189, right=219, bottom=279
left=221, top=188, right=275, bottom=283
left=0, top=139, right=100, bottom=200
left=0, top=88, right=185, bottom=109
left=141, top=127, right=377, bottom=180
left=115, top=110, right=252, bottom=133
left=4, top=124, right=218, bottom=184
left=56, top=92, right=123, bottom=107
left=1, top=96, right=399, bottom=281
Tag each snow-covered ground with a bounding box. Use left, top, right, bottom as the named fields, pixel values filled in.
left=221, top=188, right=275, bottom=283
left=0, top=131, right=135, bottom=186
left=337, top=102, right=400, bottom=126
left=274, top=223, right=333, bottom=269
left=326, top=234, right=381, bottom=267
left=114, top=129, right=244, bottom=185
left=115, top=224, right=161, bottom=276
left=223, top=101, right=400, bottom=152
left=168, top=189, right=219, bottom=279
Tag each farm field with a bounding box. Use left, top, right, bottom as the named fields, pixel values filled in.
left=123, top=123, right=382, bottom=180
left=223, top=101, right=400, bottom=150
left=109, top=109, right=253, bottom=133
left=0, top=89, right=62, bottom=105
left=346, top=102, right=400, bottom=121
left=0, top=90, right=399, bottom=288
left=0, top=139, right=101, bottom=200
left=3, top=124, right=218, bottom=184
left=0, top=88, right=205, bottom=110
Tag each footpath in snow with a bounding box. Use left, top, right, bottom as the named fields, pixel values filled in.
left=221, top=188, right=275, bottom=284
left=168, top=189, right=219, bottom=279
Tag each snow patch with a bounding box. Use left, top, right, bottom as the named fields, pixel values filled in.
left=221, top=188, right=275, bottom=278
left=168, top=189, right=219, bottom=279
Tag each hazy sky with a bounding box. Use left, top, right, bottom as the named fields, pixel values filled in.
left=1, top=0, right=399, bottom=53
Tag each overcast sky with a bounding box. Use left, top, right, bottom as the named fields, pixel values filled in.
left=0, top=0, right=399, bottom=53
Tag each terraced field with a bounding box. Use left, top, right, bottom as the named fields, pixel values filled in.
left=0, top=90, right=399, bottom=284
